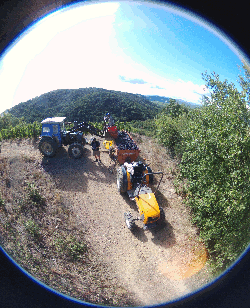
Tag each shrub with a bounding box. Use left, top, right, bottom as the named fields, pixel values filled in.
left=27, top=183, right=46, bottom=206
left=25, top=219, right=41, bottom=238
left=0, top=194, right=5, bottom=207
left=179, top=71, right=250, bottom=272
left=67, top=237, right=87, bottom=261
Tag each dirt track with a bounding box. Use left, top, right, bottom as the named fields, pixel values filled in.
left=0, top=135, right=212, bottom=306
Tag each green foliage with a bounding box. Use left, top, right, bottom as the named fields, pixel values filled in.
left=155, top=99, right=190, bottom=156
left=156, top=115, right=180, bottom=148
left=162, top=98, right=190, bottom=118
left=0, top=194, right=5, bottom=207
left=27, top=183, right=46, bottom=206
left=24, top=219, right=41, bottom=238
left=179, top=71, right=250, bottom=271
left=67, top=237, right=87, bottom=261
left=54, top=235, right=87, bottom=261
left=90, top=121, right=103, bottom=132
left=116, top=120, right=133, bottom=132
left=0, top=113, right=22, bottom=130
left=128, top=119, right=157, bottom=136
left=0, top=114, right=41, bottom=141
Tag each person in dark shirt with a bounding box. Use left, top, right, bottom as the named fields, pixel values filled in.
left=91, top=137, right=101, bottom=162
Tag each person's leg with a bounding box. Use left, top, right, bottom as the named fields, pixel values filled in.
left=93, top=151, right=98, bottom=161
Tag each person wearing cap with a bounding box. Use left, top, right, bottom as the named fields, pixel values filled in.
left=91, top=137, right=101, bottom=162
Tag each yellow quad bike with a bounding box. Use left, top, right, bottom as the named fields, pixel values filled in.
left=117, top=162, right=164, bottom=230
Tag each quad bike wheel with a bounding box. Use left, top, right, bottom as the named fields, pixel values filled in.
left=117, top=166, right=128, bottom=194
left=124, top=212, right=135, bottom=230
left=39, top=138, right=57, bottom=157
left=146, top=166, right=154, bottom=184
left=68, top=143, right=84, bottom=159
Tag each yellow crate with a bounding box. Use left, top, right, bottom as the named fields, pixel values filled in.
left=103, top=140, right=113, bottom=150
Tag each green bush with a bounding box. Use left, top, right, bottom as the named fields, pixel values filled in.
left=155, top=103, right=190, bottom=157
left=179, top=71, right=250, bottom=271
left=27, top=183, right=46, bottom=206
left=0, top=121, right=41, bottom=140
left=0, top=194, right=5, bottom=207
left=67, top=237, right=87, bottom=261
left=156, top=115, right=181, bottom=148
left=25, top=219, right=41, bottom=238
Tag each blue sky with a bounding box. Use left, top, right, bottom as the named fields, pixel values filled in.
left=0, top=0, right=247, bottom=114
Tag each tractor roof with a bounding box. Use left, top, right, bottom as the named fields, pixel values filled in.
left=41, top=117, right=66, bottom=124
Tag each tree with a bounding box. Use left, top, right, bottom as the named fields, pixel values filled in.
left=180, top=71, right=250, bottom=272
left=162, top=98, right=189, bottom=118
left=155, top=99, right=190, bottom=156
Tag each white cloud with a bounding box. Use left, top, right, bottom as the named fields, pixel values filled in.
left=100, top=59, right=208, bottom=103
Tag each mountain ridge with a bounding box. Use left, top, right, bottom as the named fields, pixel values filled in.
left=145, top=95, right=200, bottom=108
left=7, top=88, right=200, bottom=124
left=8, top=87, right=161, bottom=123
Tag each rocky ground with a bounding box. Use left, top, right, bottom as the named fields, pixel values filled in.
left=0, top=135, right=213, bottom=306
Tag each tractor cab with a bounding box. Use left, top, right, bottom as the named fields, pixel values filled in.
left=41, top=117, right=66, bottom=146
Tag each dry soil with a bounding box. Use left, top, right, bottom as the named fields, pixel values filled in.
left=0, top=135, right=213, bottom=306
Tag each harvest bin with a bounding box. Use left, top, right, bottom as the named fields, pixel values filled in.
left=115, top=148, right=140, bottom=164
left=114, top=130, right=140, bottom=164
left=107, top=126, right=118, bottom=138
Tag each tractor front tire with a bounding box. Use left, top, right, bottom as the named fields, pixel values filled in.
left=68, top=143, right=84, bottom=159
left=124, top=212, right=135, bottom=230
left=39, top=138, right=57, bottom=157
left=117, top=166, right=128, bottom=194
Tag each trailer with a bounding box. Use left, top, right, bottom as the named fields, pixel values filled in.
left=104, top=126, right=140, bottom=164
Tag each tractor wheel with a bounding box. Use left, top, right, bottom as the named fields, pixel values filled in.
left=159, top=206, right=165, bottom=221
left=146, top=166, right=154, bottom=184
left=117, top=166, right=128, bottom=194
left=39, top=138, right=57, bottom=157
left=81, top=137, right=86, bottom=146
left=124, top=212, right=135, bottom=230
left=68, top=143, right=84, bottom=159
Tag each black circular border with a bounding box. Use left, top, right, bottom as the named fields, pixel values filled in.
left=0, top=1, right=250, bottom=307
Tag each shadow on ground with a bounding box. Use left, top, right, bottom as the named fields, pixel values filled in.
left=129, top=219, right=176, bottom=248
left=150, top=219, right=176, bottom=248
left=121, top=193, right=138, bottom=212
left=41, top=145, right=116, bottom=193
left=154, top=189, right=169, bottom=209
left=131, top=226, right=148, bottom=243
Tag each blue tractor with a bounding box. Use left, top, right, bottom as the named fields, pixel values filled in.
left=39, top=117, right=103, bottom=158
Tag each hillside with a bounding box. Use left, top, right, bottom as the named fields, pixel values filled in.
left=146, top=95, right=200, bottom=108
left=8, top=88, right=162, bottom=123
